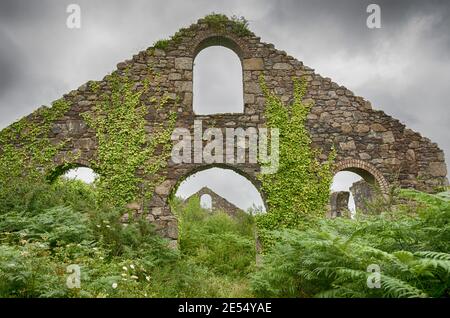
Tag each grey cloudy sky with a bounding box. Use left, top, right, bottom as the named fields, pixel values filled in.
left=1, top=0, right=449, bottom=210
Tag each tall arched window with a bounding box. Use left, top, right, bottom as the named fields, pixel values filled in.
left=193, top=46, right=244, bottom=114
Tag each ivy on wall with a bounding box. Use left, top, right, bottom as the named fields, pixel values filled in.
left=257, top=76, right=335, bottom=245
left=81, top=72, right=177, bottom=208
left=0, top=68, right=177, bottom=212
left=0, top=99, right=71, bottom=187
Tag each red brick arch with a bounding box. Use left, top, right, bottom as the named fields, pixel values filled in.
left=334, top=159, right=389, bottom=194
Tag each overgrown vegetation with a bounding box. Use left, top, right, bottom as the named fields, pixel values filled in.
left=257, top=77, right=335, bottom=246
left=153, top=13, right=252, bottom=50
left=0, top=39, right=448, bottom=297
left=0, top=178, right=255, bottom=297
left=203, top=13, right=252, bottom=36
left=251, top=189, right=450, bottom=298
left=1, top=176, right=448, bottom=298
left=0, top=99, right=71, bottom=188
left=81, top=72, right=177, bottom=207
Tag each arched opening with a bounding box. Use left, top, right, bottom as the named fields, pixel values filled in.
left=173, top=166, right=265, bottom=213
left=200, top=194, right=212, bottom=210
left=169, top=166, right=265, bottom=277
left=193, top=46, right=244, bottom=114
left=47, top=163, right=98, bottom=184
left=330, top=160, right=388, bottom=218
left=331, top=171, right=363, bottom=218
left=62, top=167, right=98, bottom=184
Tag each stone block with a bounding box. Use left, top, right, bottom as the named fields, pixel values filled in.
left=340, top=140, right=356, bottom=151
left=243, top=58, right=264, bottom=70
left=329, top=191, right=350, bottom=218
left=174, top=57, right=193, bottom=70
left=273, top=63, right=292, bottom=70
left=350, top=180, right=374, bottom=214
left=429, top=162, right=447, bottom=177
left=382, top=131, right=395, bottom=143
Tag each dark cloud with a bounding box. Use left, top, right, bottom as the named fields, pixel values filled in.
left=0, top=31, right=20, bottom=96
left=0, top=0, right=449, bottom=206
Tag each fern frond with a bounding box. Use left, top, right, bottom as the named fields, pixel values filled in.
left=381, top=274, right=428, bottom=298
left=415, top=251, right=450, bottom=261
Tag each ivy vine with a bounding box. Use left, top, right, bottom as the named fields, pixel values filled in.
left=81, top=72, right=177, bottom=208
left=257, top=76, right=335, bottom=246
left=0, top=99, right=71, bottom=187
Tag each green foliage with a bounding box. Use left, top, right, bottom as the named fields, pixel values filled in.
left=0, top=178, right=96, bottom=218
left=0, top=243, right=67, bottom=298
left=0, top=206, right=92, bottom=247
left=251, top=190, right=450, bottom=298
left=0, top=157, right=448, bottom=299
left=153, top=39, right=170, bottom=50
left=151, top=13, right=252, bottom=52
left=176, top=196, right=256, bottom=277
left=0, top=99, right=71, bottom=188
left=257, top=77, right=335, bottom=244
left=0, top=178, right=255, bottom=297
left=203, top=13, right=252, bottom=36
left=81, top=72, right=177, bottom=207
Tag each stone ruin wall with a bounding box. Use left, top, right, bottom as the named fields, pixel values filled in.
left=1, top=17, right=448, bottom=243
left=186, top=186, right=243, bottom=218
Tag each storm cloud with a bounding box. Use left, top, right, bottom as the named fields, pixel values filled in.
left=1, top=0, right=449, bottom=209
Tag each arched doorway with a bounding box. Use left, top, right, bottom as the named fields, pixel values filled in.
left=169, top=165, right=265, bottom=275
left=172, top=166, right=266, bottom=213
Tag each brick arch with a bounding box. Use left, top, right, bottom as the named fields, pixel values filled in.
left=334, top=159, right=389, bottom=194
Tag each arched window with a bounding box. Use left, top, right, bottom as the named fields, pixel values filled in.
left=200, top=194, right=212, bottom=210
left=193, top=46, right=244, bottom=114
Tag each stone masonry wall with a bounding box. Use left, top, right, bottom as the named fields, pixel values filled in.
left=1, top=16, right=447, bottom=243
